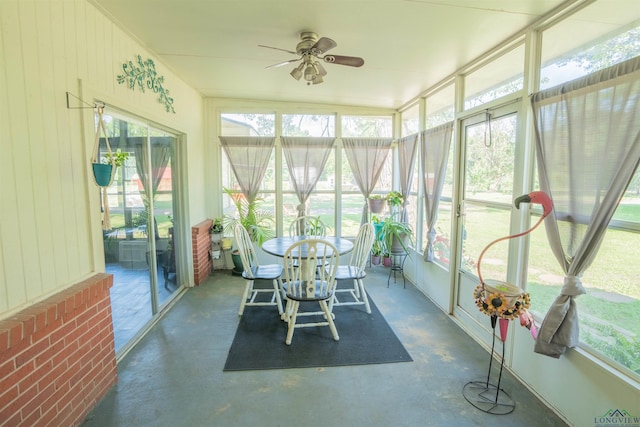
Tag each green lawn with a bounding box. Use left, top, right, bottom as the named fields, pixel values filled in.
left=612, top=203, right=640, bottom=221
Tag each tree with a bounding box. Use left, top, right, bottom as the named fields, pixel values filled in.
left=556, top=28, right=640, bottom=73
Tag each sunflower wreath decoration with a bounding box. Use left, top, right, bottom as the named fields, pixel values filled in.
left=473, top=280, right=531, bottom=320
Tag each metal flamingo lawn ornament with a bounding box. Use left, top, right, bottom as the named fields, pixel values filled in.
left=464, top=191, right=553, bottom=415
left=474, top=191, right=553, bottom=340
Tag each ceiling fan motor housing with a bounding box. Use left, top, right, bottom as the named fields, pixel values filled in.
left=296, top=32, right=319, bottom=54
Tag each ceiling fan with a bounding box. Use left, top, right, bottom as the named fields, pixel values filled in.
left=259, top=32, right=365, bottom=85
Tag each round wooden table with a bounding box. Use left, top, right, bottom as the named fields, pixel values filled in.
left=261, top=236, right=354, bottom=258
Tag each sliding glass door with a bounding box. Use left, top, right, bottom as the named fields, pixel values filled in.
left=98, top=111, right=181, bottom=353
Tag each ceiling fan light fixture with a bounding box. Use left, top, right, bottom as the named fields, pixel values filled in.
left=290, top=63, right=303, bottom=80
left=303, top=64, right=316, bottom=81
left=312, top=74, right=324, bottom=85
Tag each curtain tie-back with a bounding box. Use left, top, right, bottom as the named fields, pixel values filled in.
left=425, top=228, right=437, bottom=262
left=534, top=295, right=580, bottom=357
left=561, top=276, right=587, bottom=296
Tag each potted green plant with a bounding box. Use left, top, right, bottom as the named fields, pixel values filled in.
left=210, top=217, right=224, bottom=243
left=371, top=215, right=384, bottom=237
left=223, top=188, right=275, bottom=275
left=371, top=239, right=382, bottom=265
left=223, top=188, right=274, bottom=245
left=367, top=194, right=387, bottom=214
left=379, top=218, right=414, bottom=256
left=386, top=191, right=404, bottom=216
left=93, top=149, right=129, bottom=187
left=382, top=250, right=392, bottom=267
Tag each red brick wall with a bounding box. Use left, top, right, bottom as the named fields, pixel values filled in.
left=0, top=273, right=117, bottom=427
left=192, top=219, right=213, bottom=285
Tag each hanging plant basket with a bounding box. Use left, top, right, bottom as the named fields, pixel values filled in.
left=91, top=108, right=116, bottom=188
left=368, top=197, right=387, bottom=214
left=92, top=163, right=113, bottom=187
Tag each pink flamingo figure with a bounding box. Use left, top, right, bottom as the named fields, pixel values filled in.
left=464, top=191, right=553, bottom=415
left=475, top=191, right=553, bottom=341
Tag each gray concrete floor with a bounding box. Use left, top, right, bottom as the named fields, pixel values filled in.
left=82, top=267, right=569, bottom=427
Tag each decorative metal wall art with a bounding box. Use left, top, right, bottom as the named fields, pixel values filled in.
left=117, top=55, right=175, bottom=113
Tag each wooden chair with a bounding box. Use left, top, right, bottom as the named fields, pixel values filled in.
left=233, top=224, right=284, bottom=318
left=282, top=238, right=340, bottom=345
left=330, top=223, right=375, bottom=314
left=288, top=215, right=328, bottom=237
left=288, top=215, right=329, bottom=272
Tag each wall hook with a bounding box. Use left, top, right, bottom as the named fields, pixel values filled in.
left=66, top=91, right=105, bottom=110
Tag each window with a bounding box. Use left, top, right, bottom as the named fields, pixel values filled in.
left=401, top=104, right=420, bottom=137
left=221, top=113, right=275, bottom=136
left=426, top=85, right=454, bottom=128
left=540, top=9, right=640, bottom=89
left=341, top=115, right=393, bottom=236
left=282, top=114, right=335, bottom=137
left=528, top=13, right=640, bottom=375
left=281, top=114, right=336, bottom=231
left=220, top=113, right=276, bottom=221
left=425, top=85, right=455, bottom=268
left=342, top=115, right=392, bottom=138
left=464, top=44, right=525, bottom=110
left=341, top=115, right=393, bottom=197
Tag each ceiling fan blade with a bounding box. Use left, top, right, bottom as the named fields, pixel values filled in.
left=311, top=37, right=337, bottom=55
left=323, top=55, right=364, bottom=67
left=265, top=58, right=301, bottom=69
left=315, top=61, right=327, bottom=76
left=258, top=44, right=298, bottom=55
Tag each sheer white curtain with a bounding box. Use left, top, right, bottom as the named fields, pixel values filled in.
left=530, top=56, right=640, bottom=358
left=133, top=137, right=172, bottom=200
left=219, top=136, right=275, bottom=202
left=133, top=137, right=172, bottom=238
left=281, top=137, right=335, bottom=216
left=397, top=133, right=419, bottom=223
left=343, top=138, right=393, bottom=224
left=421, top=122, right=453, bottom=261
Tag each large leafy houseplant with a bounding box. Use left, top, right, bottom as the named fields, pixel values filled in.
left=379, top=219, right=414, bottom=256
left=223, top=188, right=274, bottom=246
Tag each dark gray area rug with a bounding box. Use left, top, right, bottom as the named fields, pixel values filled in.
left=223, top=294, right=413, bottom=371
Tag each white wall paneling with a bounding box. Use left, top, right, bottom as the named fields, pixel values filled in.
left=0, top=0, right=204, bottom=316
